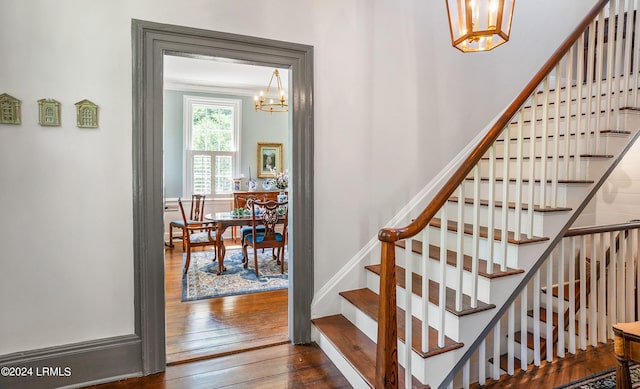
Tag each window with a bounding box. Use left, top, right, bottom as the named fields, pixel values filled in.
left=184, top=96, right=241, bottom=198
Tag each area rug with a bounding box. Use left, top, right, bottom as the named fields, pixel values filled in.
left=182, top=248, right=288, bottom=301
left=556, top=365, right=640, bottom=388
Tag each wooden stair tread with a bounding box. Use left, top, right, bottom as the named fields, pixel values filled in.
left=339, top=288, right=464, bottom=358
left=466, top=177, right=595, bottom=184
left=448, top=196, right=572, bottom=213
left=541, top=280, right=583, bottom=302
left=312, top=315, right=429, bottom=388
left=528, top=307, right=560, bottom=327
left=365, top=264, right=496, bottom=316
left=479, top=154, right=613, bottom=160
left=430, top=217, right=548, bottom=245
left=514, top=330, right=547, bottom=351
left=488, top=354, right=522, bottom=374
left=497, top=129, right=631, bottom=142
left=395, top=240, right=523, bottom=279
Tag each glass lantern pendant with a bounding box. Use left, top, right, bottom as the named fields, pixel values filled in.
left=446, top=0, right=515, bottom=52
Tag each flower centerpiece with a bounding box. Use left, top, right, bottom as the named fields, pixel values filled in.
left=270, top=168, right=289, bottom=190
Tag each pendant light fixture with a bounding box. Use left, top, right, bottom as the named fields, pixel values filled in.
left=446, top=0, right=515, bottom=52
left=254, top=69, right=288, bottom=114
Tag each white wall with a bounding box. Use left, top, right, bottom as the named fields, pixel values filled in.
left=595, top=138, right=640, bottom=224
left=0, top=0, right=600, bottom=355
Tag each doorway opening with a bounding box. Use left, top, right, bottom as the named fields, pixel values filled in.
left=132, top=19, right=314, bottom=374
left=162, top=57, right=292, bottom=364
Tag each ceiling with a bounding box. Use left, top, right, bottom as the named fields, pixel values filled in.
left=163, top=55, right=289, bottom=94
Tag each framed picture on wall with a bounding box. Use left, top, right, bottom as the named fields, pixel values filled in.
left=257, top=142, right=283, bottom=178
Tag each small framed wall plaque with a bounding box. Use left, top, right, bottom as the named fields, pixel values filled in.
left=0, top=93, right=21, bottom=125
left=38, top=98, right=61, bottom=126
left=75, top=99, right=98, bottom=128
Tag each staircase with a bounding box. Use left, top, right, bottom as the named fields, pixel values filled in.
left=311, top=1, right=640, bottom=388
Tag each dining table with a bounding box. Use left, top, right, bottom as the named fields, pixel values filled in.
left=205, top=212, right=285, bottom=275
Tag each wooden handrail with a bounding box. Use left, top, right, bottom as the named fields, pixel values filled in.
left=378, top=0, right=609, bottom=244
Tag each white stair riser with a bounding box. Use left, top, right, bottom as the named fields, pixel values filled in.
left=477, top=158, right=589, bottom=181
left=339, top=295, right=460, bottom=387
left=311, top=326, right=371, bottom=389
left=424, top=225, right=546, bottom=269
left=461, top=179, right=588, bottom=208
left=444, top=200, right=550, bottom=237
left=494, top=133, right=629, bottom=158
left=365, top=270, right=461, bottom=340
left=395, top=245, right=492, bottom=302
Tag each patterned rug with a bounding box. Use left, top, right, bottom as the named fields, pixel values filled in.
left=556, top=364, right=640, bottom=388
left=182, top=248, right=288, bottom=301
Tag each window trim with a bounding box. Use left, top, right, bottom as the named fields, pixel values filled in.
left=182, top=95, right=242, bottom=198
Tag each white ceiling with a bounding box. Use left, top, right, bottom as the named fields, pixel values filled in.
left=163, top=55, right=289, bottom=94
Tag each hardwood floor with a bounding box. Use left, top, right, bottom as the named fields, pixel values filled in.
left=164, top=240, right=289, bottom=364
left=87, top=343, right=351, bottom=388
left=475, top=342, right=618, bottom=388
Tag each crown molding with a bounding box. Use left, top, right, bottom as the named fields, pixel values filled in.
left=163, top=79, right=260, bottom=97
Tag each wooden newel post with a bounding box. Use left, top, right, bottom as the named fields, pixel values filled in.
left=375, top=240, right=399, bottom=388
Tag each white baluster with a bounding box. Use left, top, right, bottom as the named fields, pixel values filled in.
left=575, top=33, right=585, bottom=180
left=487, top=145, right=496, bottom=273
left=613, top=0, right=625, bottom=133
left=607, top=0, right=620, bottom=133
left=520, top=285, right=528, bottom=371
left=472, top=166, right=480, bottom=308
left=568, top=236, right=576, bottom=354
left=610, top=230, right=617, bottom=339
left=557, top=240, right=566, bottom=358
left=533, top=270, right=541, bottom=366
left=564, top=47, right=574, bottom=182
left=456, top=187, right=464, bottom=312
left=619, top=230, right=627, bottom=324
left=579, top=235, right=587, bottom=350
left=501, top=129, right=510, bottom=272
left=599, top=232, right=607, bottom=343
left=546, top=253, right=553, bottom=361
left=552, top=62, right=561, bottom=207
left=463, top=359, right=470, bottom=389
left=528, top=93, right=537, bottom=238
left=479, top=339, right=486, bottom=386
left=623, top=0, right=634, bottom=109
left=540, top=77, right=549, bottom=209
left=439, top=205, right=447, bottom=348
left=493, top=322, right=501, bottom=380
left=508, top=303, right=515, bottom=375
left=589, top=233, right=598, bottom=346
left=594, top=9, right=606, bottom=154
left=630, top=228, right=637, bottom=322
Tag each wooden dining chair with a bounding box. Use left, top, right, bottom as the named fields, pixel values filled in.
left=242, top=199, right=288, bottom=276
left=234, top=193, right=267, bottom=242
left=178, top=198, right=220, bottom=273
left=166, top=194, right=206, bottom=250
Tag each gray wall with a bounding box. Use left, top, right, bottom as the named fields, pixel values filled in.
left=163, top=89, right=289, bottom=198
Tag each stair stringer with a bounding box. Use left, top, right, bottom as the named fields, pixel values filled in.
left=438, top=125, right=640, bottom=389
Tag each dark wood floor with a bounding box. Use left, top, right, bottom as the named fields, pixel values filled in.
left=87, top=342, right=351, bottom=388
left=164, top=240, right=289, bottom=364
left=475, top=342, right=618, bottom=388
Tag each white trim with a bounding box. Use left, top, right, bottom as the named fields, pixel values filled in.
left=165, top=80, right=259, bottom=97
left=310, top=110, right=506, bottom=319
